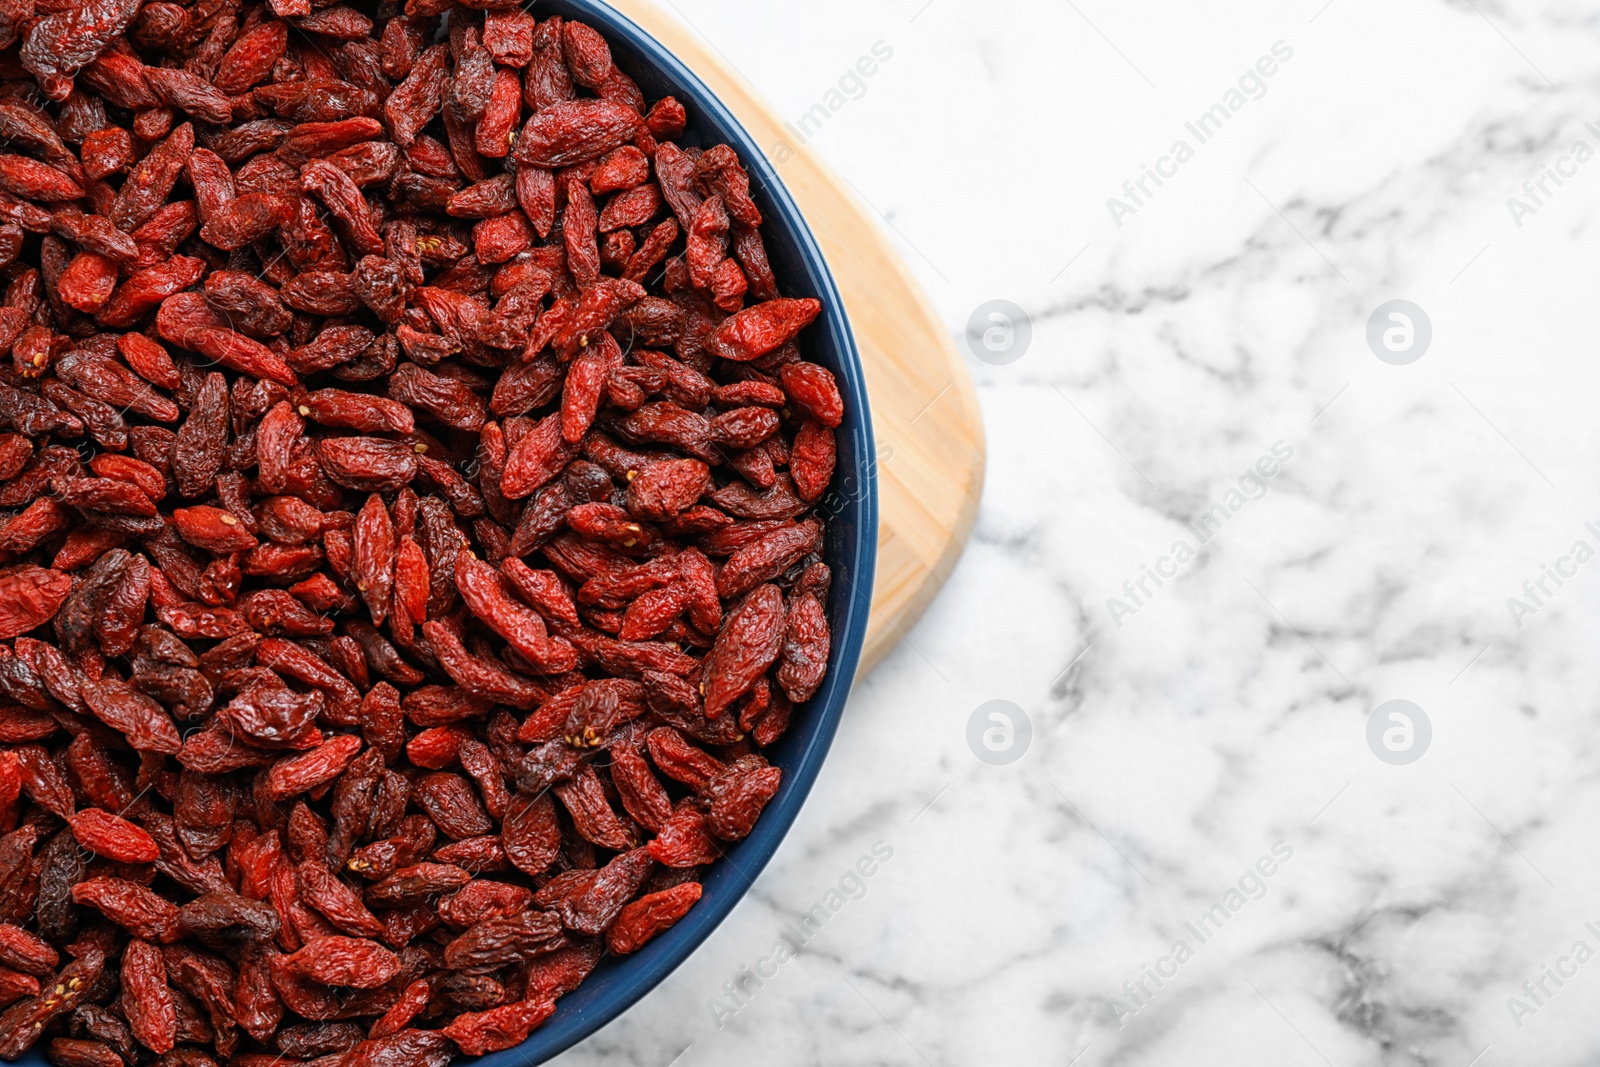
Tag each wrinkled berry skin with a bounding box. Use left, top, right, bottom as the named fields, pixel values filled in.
left=0, top=7, right=844, bottom=1067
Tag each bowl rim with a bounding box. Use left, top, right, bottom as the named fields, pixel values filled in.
left=466, top=3, right=880, bottom=1064
left=0, top=10, right=876, bottom=1067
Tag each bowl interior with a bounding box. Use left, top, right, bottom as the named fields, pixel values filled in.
left=466, top=2, right=879, bottom=1063
left=4, top=5, right=877, bottom=1067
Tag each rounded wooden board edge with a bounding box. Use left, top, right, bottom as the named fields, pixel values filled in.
left=604, top=0, right=987, bottom=676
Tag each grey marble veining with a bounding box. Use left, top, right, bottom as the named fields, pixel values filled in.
left=553, top=0, right=1600, bottom=1063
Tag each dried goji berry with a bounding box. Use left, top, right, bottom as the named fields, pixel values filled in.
left=605, top=882, right=702, bottom=954
left=120, top=939, right=176, bottom=1054
left=70, top=808, right=159, bottom=863
left=0, top=12, right=849, bottom=1062
left=283, top=935, right=400, bottom=989
left=441, top=999, right=555, bottom=1055
left=703, top=585, right=788, bottom=719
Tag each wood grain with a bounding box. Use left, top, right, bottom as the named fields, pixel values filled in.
left=607, top=0, right=985, bottom=673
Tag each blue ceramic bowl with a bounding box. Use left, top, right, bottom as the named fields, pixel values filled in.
left=474, top=3, right=878, bottom=1063
left=8, top=9, right=873, bottom=1067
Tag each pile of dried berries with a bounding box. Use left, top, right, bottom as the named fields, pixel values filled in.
left=0, top=1, right=846, bottom=1065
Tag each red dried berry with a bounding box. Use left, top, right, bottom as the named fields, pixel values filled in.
left=70, top=809, right=160, bottom=863
left=606, top=882, right=702, bottom=954
left=0, top=12, right=847, bottom=1066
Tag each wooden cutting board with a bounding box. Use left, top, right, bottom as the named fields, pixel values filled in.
left=608, top=0, right=985, bottom=674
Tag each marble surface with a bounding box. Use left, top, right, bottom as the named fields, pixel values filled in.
left=558, top=1, right=1600, bottom=1064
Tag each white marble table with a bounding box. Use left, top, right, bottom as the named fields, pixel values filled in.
left=558, top=1, right=1600, bottom=1063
